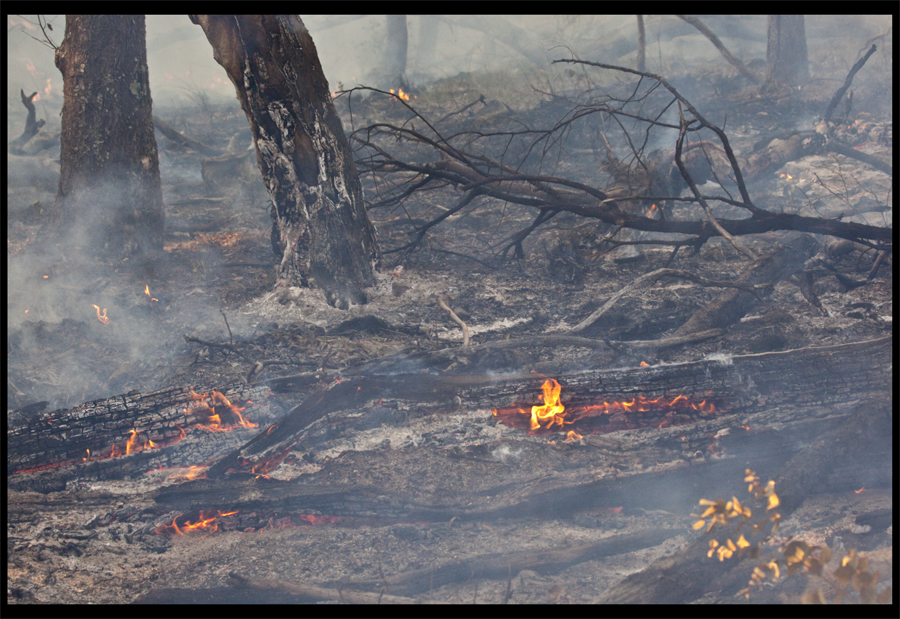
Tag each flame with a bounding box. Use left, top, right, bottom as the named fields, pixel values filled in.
left=640, top=361, right=649, bottom=367
left=565, top=430, right=583, bottom=441
left=779, top=173, right=793, bottom=180
left=492, top=379, right=719, bottom=435
left=155, top=510, right=238, bottom=536
left=646, top=204, right=657, bottom=218
left=144, top=284, right=158, bottom=302
left=389, top=88, right=411, bottom=101
left=167, top=464, right=208, bottom=482
left=44, top=78, right=52, bottom=97
left=523, top=379, right=567, bottom=431
left=92, top=304, right=110, bottom=324
left=186, top=390, right=258, bottom=432
left=855, top=487, right=865, bottom=494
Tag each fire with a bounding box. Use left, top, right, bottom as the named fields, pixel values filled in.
left=167, top=464, right=207, bottom=482
left=525, top=379, right=567, bottom=431
left=390, top=88, right=411, bottom=101
left=155, top=510, right=238, bottom=536
left=144, top=284, right=158, bottom=302
left=565, top=430, right=583, bottom=441
left=186, top=390, right=258, bottom=432
left=92, top=304, right=110, bottom=324
left=492, top=378, right=719, bottom=434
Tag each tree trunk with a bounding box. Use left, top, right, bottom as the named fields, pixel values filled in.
left=385, top=15, right=409, bottom=89
left=765, top=15, right=809, bottom=88
left=417, top=15, right=440, bottom=69
left=190, top=15, right=380, bottom=309
left=52, top=15, right=164, bottom=258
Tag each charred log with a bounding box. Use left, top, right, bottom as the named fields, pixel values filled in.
left=7, top=383, right=274, bottom=493
left=673, top=233, right=818, bottom=336
left=8, top=90, right=46, bottom=155
left=211, top=337, right=889, bottom=478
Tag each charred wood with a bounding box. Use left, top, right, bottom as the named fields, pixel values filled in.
left=673, top=234, right=819, bottom=337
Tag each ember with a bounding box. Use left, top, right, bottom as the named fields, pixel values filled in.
left=492, top=378, right=719, bottom=435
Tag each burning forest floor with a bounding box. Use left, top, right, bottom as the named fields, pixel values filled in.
left=7, top=50, right=893, bottom=605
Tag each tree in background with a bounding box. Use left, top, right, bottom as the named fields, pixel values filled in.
left=191, top=15, right=380, bottom=309
left=52, top=15, right=164, bottom=259
left=765, top=16, right=809, bottom=88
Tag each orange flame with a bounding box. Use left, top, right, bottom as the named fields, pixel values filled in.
left=92, top=304, right=110, bottom=324
left=389, top=88, right=411, bottom=101
left=186, top=390, right=258, bottom=432
left=144, top=284, right=158, bottom=302
left=492, top=379, right=719, bottom=435
left=155, top=510, right=238, bottom=536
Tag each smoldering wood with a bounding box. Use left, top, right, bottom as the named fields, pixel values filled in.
left=8, top=90, right=46, bottom=154
left=208, top=336, right=889, bottom=479
left=190, top=15, right=380, bottom=309
left=593, top=399, right=892, bottom=604
left=7, top=383, right=273, bottom=493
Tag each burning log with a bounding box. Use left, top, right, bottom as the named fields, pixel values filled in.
left=215, top=336, right=889, bottom=478
left=7, top=383, right=274, bottom=492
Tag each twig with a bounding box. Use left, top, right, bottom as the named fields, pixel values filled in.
left=567, top=268, right=767, bottom=334
left=220, top=309, right=233, bottom=345
left=674, top=104, right=757, bottom=261
left=437, top=297, right=470, bottom=347
left=823, top=44, right=877, bottom=124
left=866, top=248, right=890, bottom=281
left=437, top=94, right=486, bottom=125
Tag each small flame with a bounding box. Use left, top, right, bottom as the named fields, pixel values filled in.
left=186, top=390, right=258, bottom=432
left=565, top=430, right=583, bottom=441
left=92, top=304, right=110, bottom=324
left=640, top=361, right=649, bottom=367
left=155, top=510, right=238, bottom=536
left=389, top=88, right=411, bottom=101
left=144, top=284, right=158, bottom=302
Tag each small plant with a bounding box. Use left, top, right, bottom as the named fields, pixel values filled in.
left=692, top=469, right=891, bottom=604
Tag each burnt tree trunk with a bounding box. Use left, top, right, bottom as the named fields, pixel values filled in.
left=51, top=15, right=164, bottom=258
left=765, top=15, right=809, bottom=88
left=190, top=15, right=380, bottom=309
left=385, top=15, right=409, bottom=89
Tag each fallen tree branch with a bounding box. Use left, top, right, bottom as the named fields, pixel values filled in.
left=228, top=571, right=416, bottom=604
left=152, top=115, right=220, bottom=156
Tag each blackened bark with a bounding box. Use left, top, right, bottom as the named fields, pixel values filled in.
left=52, top=15, right=164, bottom=258
left=190, top=15, right=380, bottom=309
left=765, top=15, right=809, bottom=88
left=385, top=15, right=409, bottom=89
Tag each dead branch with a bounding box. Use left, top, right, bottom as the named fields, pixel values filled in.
left=152, top=115, right=220, bottom=156
left=676, top=15, right=760, bottom=83
left=8, top=90, right=46, bottom=154
left=824, top=141, right=891, bottom=176
left=437, top=296, right=471, bottom=347
left=636, top=16, right=646, bottom=72
left=823, top=44, right=877, bottom=124
left=673, top=106, right=757, bottom=261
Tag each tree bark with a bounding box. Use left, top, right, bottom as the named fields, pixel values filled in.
left=190, top=15, right=380, bottom=309
left=52, top=15, right=164, bottom=258
left=765, top=15, right=809, bottom=88
left=385, top=15, right=409, bottom=89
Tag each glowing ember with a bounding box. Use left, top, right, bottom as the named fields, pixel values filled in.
left=492, top=378, right=719, bottom=435
left=92, top=304, right=110, bottom=324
